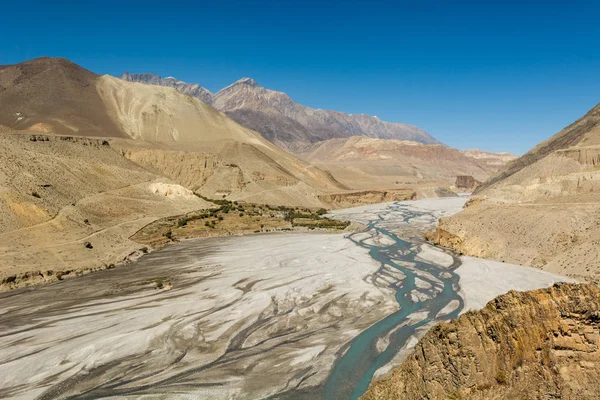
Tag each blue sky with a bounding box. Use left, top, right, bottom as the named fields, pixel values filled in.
left=1, top=0, right=599, bottom=155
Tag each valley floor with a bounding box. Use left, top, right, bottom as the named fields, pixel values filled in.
left=0, top=198, right=573, bottom=399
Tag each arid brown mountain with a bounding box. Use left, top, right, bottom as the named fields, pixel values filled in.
left=0, top=57, right=125, bottom=137
left=0, top=57, right=346, bottom=206
left=298, top=136, right=509, bottom=196
left=118, top=73, right=439, bottom=151
left=362, top=283, right=600, bottom=400
left=427, top=102, right=600, bottom=283
left=0, top=57, right=356, bottom=290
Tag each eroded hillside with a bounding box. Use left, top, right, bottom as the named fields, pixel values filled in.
left=0, top=133, right=211, bottom=289
left=428, top=102, right=600, bottom=283
left=363, top=283, right=600, bottom=400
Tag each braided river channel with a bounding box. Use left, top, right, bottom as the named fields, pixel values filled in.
left=0, top=197, right=570, bottom=399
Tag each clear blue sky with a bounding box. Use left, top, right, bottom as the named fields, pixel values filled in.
left=1, top=0, right=599, bottom=155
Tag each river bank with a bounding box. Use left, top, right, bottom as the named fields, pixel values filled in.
left=0, top=198, right=573, bottom=399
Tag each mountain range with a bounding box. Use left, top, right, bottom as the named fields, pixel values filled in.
left=120, top=72, right=439, bottom=151
left=0, top=56, right=516, bottom=291
left=2, top=56, right=598, bottom=400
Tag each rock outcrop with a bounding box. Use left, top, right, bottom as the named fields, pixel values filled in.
left=455, top=175, right=481, bottom=190
left=363, top=283, right=600, bottom=400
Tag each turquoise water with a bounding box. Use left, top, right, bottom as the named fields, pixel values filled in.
left=321, top=203, right=464, bottom=399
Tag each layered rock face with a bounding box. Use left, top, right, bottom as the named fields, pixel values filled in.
left=363, top=283, right=600, bottom=400
left=298, top=136, right=504, bottom=195
left=461, top=148, right=516, bottom=173
left=318, top=189, right=416, bottom=208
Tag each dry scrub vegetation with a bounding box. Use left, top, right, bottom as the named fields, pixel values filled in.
left=132, top=195, right=351, bottom=248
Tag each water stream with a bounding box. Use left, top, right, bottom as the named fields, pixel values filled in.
left=0, top=199, right=470, bottom=400
left=321, top=202, right=464, bottom=399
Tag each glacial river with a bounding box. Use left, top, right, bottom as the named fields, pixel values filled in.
left=0, top=198, right=569, bottom=399
left=322, top=202, right=464, bottom=399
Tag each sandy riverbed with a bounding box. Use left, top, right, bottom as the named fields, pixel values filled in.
left=0, top=198, right=574, bottom=399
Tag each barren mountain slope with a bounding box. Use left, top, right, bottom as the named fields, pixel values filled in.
left=0, top=132, right=211, bottom=290
left=363, top=283, right=600, bottom=400
left=427, top=103, right=600, bottom=283
left=97, top=75, right=346, bottom=205
left=213, top=78, right=439, bottom=150
left=475, top=102, right=600, bottom=194
left=299, top=136, right=497, bottom=195
left=0, top=57, right=125, bottom=137
left=0, top=58, right=348, bottom=208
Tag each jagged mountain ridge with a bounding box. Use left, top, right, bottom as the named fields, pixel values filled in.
left=118, top=72, right=440, bottom=151
left=120, top=72, right=213, bottom=104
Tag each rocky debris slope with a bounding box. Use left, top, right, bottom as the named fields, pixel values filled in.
left=0, top=58, right=351, bottom=208
left=118, top=73, right=438, bottom=151
left=428, top=102, right=600, bottom=283
left=363, top=283, right=600, bottom=400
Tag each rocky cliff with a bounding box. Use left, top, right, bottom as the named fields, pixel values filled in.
left=362, top=283, right=600, bottom=400
left=455, top=175, right=481, bottom=190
